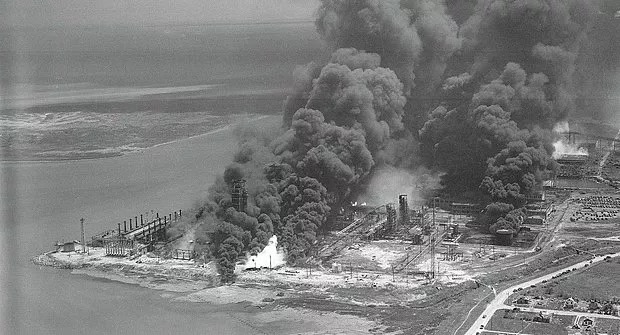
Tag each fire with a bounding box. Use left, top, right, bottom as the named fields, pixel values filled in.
left=239, top=235, right=286, bottom=271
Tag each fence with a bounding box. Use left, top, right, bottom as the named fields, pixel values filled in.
left=171, top=249, right=194, bottom=260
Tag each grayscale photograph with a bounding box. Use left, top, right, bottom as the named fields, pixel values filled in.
left=1, top=1, right=619, bottom=334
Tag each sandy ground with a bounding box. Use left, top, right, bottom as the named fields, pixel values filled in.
left=35, top=248, right=396, bottom=334
left=34, top=247, right=219, bottom=291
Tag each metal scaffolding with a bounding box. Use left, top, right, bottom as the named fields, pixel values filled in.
left=399, top=194, right=409, bottom=226
left=231, top=179, right=248, bottom=212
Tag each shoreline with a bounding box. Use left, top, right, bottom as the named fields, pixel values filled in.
left=32, top=248, right=394, bottom=334
left=1, top=114, right=278, bottom=165
left=32, top=245, right=435, bottom=304
left=32, top=248, right=220, bottom=292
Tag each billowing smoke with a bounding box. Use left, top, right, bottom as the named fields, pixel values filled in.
left=356, top=166, right=438, bottom=206
left=313, top=0, right=462, bottom=140
left=206, top=47, right=410, bottom=281
left=420, top=0, right=604, bottom=234
left=552, top=140, right=588, bottom=159
left=551, top=121, right=588, bottom=159
left=202, top=0, right=615, bottom=280
left=575, top=2, right=620, bottom=121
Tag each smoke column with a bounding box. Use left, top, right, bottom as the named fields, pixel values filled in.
left=201, top=0, right=617, bottom=280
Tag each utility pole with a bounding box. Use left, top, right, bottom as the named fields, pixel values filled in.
left=350, top=261, right=353, bottom=279
left=80, top=218, right=86, bottom=254
left=430, top=197, right=436, bottom=279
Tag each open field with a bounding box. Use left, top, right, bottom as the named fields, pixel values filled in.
left=483, top=309, right=620, bottom=335
left=485, top=309, right=568, bottom=335
left=511, top=258, right=620, bottom=303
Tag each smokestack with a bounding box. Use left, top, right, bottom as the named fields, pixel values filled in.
left=399, top=194, right=409, bottom=226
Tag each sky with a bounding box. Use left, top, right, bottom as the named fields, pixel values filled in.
left=4, top=0, right=319, bottom=27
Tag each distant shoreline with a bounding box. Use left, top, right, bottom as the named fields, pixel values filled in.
left=1, top=114, right=278, bottom=164
left=14, top=20, right=315, bottom=31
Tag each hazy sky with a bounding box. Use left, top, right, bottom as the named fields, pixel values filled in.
left=6, top=0, right=318, bottom=27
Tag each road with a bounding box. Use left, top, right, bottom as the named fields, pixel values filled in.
left=463, top=252, right=620, bottom=335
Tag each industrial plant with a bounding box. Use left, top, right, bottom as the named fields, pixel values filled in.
left=27, top=0, right=620, bottom=334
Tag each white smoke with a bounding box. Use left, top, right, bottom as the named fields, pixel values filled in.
left=238, top=235, right=286, bottom=271
left=356, top=166, right=438, bottom=206
left=552, top=121, right=570, bottom=134
left=552, top=140, right=588, bottom=159
left=552, top=121, right=588, bottom=159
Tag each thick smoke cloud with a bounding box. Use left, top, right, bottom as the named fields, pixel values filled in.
left=316, top=0, right=421, bottom=94
left=422, top=0, right=600, bottom=233
left=206, top=48, right=409, bottom=280
left=453, top=0, right=598, bottom=120
left=575, top=7, right=620, bottom=121
left=315, top=0, right=461, bottom=95
left=203, top=0, right=615, bottom=280
left=304, top=63, right=406, bottom=152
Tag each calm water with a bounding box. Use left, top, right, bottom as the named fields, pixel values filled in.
left=2, top=123, right=246, bottom=335
left=1, top=22, right=323, bottom=160
left=1, top=22, right=321, bottom=335
left=7, top=22, right=322, bottom=91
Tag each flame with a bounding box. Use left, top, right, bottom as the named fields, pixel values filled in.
left=239, top=235, right=286, bottom=270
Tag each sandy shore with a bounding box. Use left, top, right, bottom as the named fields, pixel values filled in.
left=33, top=248, right=396, bottom=335
left=32, top=247, right=219, bottom=292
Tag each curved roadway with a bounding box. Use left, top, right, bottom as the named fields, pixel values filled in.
left=463, top=252, right=620, bottom=335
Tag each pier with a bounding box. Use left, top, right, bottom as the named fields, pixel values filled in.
left=90, top=209, right=182, bottom=256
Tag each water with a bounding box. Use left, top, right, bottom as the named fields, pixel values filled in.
left=0, top=22, right=322, bottom=335
left=1, top=22, right=323, bottom=160
left=7, top=22, right=322, bottom=91
left=2, top=123, right=252, bottom=334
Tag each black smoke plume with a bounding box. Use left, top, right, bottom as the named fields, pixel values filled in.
left=201, top=0, right=615, bottom=280
left=421, top=0, right=600, bottom=232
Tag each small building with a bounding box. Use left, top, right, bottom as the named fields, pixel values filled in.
left=581, top=317, right=594, bottom=328
left=563, top=298, right=576, bottom=310
left=525, top=216, right=545, bottom=225
left=533, top=312, right=550, bottom=323
left=515, top=297, right=530, bottom=305
left=57, top=241, right=76, bottom=252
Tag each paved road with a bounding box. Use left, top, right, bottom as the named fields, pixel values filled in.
left=463, top=252, right=620, bottom=335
